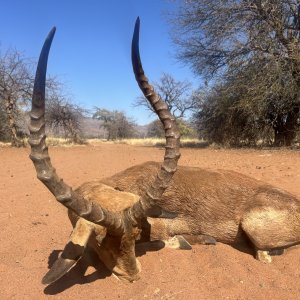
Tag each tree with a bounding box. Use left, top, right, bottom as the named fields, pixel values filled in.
left=173, top=0, right=300, bottom=145
left=0, top=48, right=70, bottom=146
left=173, top=0, right=300, bottom=79
left=147, top=118, right=196, bottom=139
left=0, top=49, right=32, bottom=146
left=0, top=100, right=9, bottom=141
left=193, top=84, right=266, bottom=146
left=134, top=72, right=197, bottom=119
left=93, top=108, right=137, bottom=140
left=146, top=120, right=165, bottom=138
left=46, top=94, right=86, bottom=143
left=193, top=55, right=300, bottom=146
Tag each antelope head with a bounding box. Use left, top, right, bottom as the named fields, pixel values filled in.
left=29, top=18, right=180, bottom=283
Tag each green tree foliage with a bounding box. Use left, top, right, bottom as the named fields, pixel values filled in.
left=194, top=56, right=300, bottom=146
left=193, top=85, right=269, bottom=146
left=147, top=118, right=196, bottom=139
left=231, top=58, right=300, bottom=146
left=177, top=119, right=197, bottom=138
left=93, top=108, right=137, bottom=140
left=147, top=120, right=165, bottom=138
left=173, top=0, right=300, bottom=146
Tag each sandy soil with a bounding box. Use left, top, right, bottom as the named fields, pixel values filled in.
left=1, top=144, right=300, bottom=299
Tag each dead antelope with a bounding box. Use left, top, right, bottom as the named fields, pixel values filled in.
left=29, top=18, right=300, bottom=286
left=29, top=18, right=180, bottom=284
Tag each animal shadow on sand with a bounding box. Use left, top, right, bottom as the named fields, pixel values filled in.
left=43, top=236, right=265, bottom=295
left=43, top=241, right=165, bottom=294
left=44, top=248, right=110, bottom=295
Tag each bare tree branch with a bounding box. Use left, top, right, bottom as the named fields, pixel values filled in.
left=0, top=47, right=80, bottom=145
left=173, top=0, right=300, bottom=146
left=133, top=72, right=196, bottom=119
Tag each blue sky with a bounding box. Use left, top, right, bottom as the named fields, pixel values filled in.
left=0, top=0, right=198, bottom=125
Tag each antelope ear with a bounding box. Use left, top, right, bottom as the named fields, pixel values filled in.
left=42, top=253, right=80, bottom=285
left=176, top=235, right=193, bottom=250
left=42, top=219, right=93, bottom=285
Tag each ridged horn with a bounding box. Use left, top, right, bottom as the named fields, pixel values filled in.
left=29, top=28, right=124, bottom=235
left=128, top=17, right=181, bottom=222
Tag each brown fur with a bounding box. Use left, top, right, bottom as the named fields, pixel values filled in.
left=101, top=161, right=300, bottom=249
left=62, top=161, right=300, bottom=281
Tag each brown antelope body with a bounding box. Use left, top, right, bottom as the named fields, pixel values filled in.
left=102, top=161, right=300, bottom=258
left=29, top=18, right=300, bottom=286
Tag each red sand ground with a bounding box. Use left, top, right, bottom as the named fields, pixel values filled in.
left=1, top=144, right=300, bottom=299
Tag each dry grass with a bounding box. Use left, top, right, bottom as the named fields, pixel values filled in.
left=0, top=137, right=86, bottom=148
left=0, top=141, right=11, bottom=148
left=88, top=138, right=166, bottom=146
left=0, top=137, right=207, bottom=148
left=44, top=137, right=87, bottom=147
left=88, top=138, right=208, bottom=148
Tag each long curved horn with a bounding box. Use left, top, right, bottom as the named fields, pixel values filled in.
left=29, top=28, right=123, bottom=235
left=128, top=17, right=181, bottom=222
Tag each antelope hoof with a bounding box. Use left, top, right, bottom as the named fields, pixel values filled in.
left=269, top=248, right=286, bottom=256
left=42, top=255, right=79, bottom=285
left=196, top=235, right=217, bottom=245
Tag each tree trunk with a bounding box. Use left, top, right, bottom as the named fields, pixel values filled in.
left=5, top=96, right=23, bottom=147
left=284, top=107, right=299, bottom=146
left=273, top=108, right=299, bottom=146
left=273, top=127, right=285, bottom=146
left=67, top=121, right=83, bottom=144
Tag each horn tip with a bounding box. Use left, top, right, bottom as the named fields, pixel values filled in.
left=134, top=17, right=140, bottom=34
left=51, top=26, right=56, bottom=33
left=133, top=18, right=140, bottom=48
left=47, top=27, right=57, bottom=41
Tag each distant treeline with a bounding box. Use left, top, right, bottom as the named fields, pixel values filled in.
left=2, top=1, right=300, bottom=147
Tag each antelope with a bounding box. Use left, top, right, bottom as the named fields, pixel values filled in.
left=29, top=18, right=300, bottom=286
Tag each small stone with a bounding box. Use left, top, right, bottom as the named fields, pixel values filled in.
left=154, top=288, right=161, bottom=295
